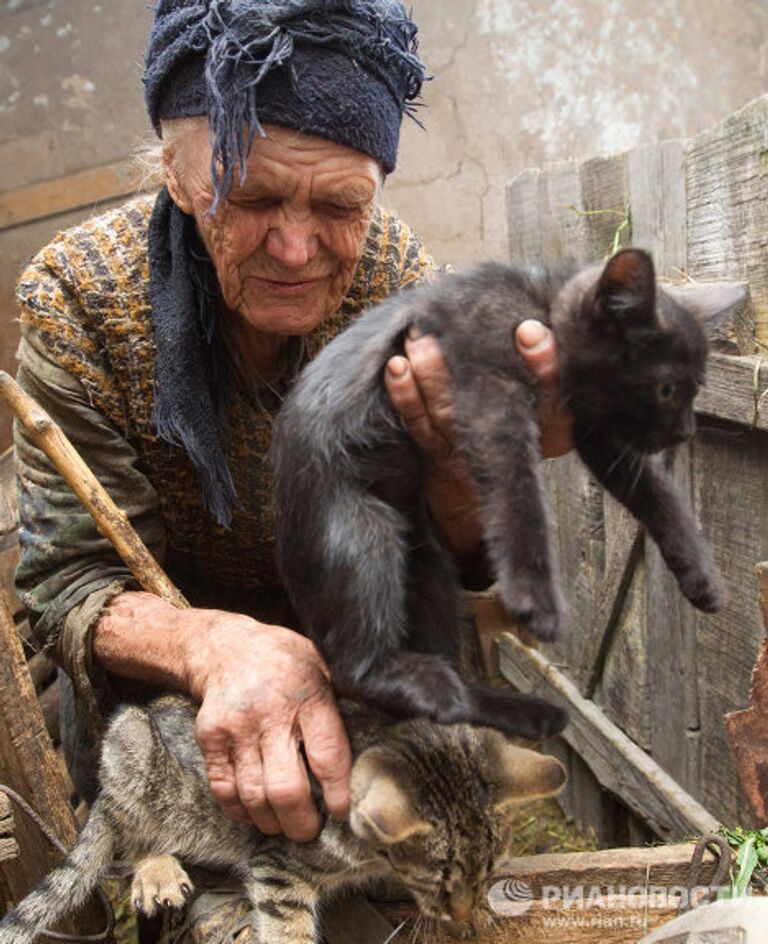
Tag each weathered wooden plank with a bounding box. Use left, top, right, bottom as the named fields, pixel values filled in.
left=579, top=152, right=630, bottom=259
left=645, top=447, right=700, bottom=795
left=695, top=353, right=768, bottom=431
left=498, top=633, right=719, bottom=841
left=497, top=843, right=715, bottom=893
left=542, top=453, right=605, bottom=677
left=693, top=427, right=768, bottom=824
left=628, top=140, right=687, bottom=280
left=594, top=544, right=651, bottom=752
left=685, top=94, right=768, bottom=343
left=582, top=511, right=643, bottom=697
left=0, top=591, right=108, bottom=935
left=507, top=168, right=547, bottom=265
left=0, top=159, right=137, bottom=232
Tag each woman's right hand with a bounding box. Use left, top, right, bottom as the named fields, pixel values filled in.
left=93, top=592, right=351, bottom=841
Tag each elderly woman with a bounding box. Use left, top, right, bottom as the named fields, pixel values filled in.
left=14, top=0, right=567, bottom=852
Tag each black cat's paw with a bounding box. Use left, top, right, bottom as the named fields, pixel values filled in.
left=679, top=568, right=725, bottom=613
left=501, top=579, right=563, bottom=642
left=472, top=687, right=568, bottom=740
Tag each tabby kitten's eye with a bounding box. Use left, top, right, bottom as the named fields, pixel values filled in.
left=656, top=382, right=676, bottom=403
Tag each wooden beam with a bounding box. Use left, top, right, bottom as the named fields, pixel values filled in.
left=498, top=633, right=720, bottom=841
left=0, top=159, right=139, bottom=232
left=496, top=843, right=716, bottom=894
left=696, top=353, right=768, bottom=432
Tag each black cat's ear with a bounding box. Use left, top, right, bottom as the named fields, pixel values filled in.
left=660, top=282, right=748, bottom=335
left=488, top=737, right=567, bottom=812
left=593, top=249, right=657, bottom=330
left=350, top=753, right=432, bottom=844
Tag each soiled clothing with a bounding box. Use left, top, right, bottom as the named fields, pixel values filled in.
left=13, top=193, right=436, bottom=747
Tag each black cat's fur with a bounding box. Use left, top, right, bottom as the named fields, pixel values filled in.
left=271, top=249, right=735, bottom=740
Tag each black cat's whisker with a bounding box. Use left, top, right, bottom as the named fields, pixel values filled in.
left=695, top=421, right=746, bottom=440
left=629, top=450, right=646, bottom=495
left=604, top=441, right=633, bottom=482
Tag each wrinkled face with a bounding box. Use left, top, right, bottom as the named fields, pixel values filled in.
left=164, top=123, right=381, bottom=337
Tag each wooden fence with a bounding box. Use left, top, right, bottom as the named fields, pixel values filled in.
left=498, top=95, right=768, bottom=843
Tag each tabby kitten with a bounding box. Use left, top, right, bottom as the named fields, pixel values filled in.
left=272, top=249, right=739, bottom=738
left=0, top=695, right=566, bottom=944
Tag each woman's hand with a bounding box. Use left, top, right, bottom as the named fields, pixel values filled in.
left=94, top=593, right=350, bottom=843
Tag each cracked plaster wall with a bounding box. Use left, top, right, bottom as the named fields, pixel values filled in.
left=1, top=0, right=767, bottom=292
left=385, top=0, right=768, bottom=265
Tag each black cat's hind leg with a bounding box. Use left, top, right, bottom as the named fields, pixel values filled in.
left=350, top=651, right=567, bottom=740
left=403, top=522, right=463, bottom=663
left=455, top=376, right=566, bottom=641
left=576, top=432, right=724, bottom=612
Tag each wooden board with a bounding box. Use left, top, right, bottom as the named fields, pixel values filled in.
left=693, top=426, right=768, bottom=823
left=686, top=94, right=768, bottom=342
left=0, top=590, right=108, bottom=935
left=644, top=448, right=700, bottom=795
left=498, top=633, right=719, bottom=841
left=0, top=159, right=138, bottom=232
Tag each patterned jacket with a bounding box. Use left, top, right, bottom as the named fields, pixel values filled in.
left=14, top=193, right=435, bottom=729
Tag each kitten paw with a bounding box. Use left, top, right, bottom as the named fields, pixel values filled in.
left=679, top=570, right=725, bottom=613
left=131, top=854, right=193, bottom=917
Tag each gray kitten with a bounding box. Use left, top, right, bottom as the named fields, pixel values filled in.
left=272, top=249, right=738, bottom=738
left=0, top=695, right=566, bottom=944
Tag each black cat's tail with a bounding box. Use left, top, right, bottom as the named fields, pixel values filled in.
left=336, top=651, right=568, bottom=740
left=0, top=801, right=116, bottom=944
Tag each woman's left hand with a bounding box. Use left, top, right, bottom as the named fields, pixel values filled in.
left=384, top=321, right=573, bottom=558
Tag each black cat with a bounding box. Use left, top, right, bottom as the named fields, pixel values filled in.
left=271, top=249, right=736, bottom=739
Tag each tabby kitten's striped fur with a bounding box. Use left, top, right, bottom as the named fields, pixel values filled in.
left=0, top=695, right=565, bottom=943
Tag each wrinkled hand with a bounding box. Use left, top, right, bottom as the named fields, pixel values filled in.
left=384, top=321, right=572, bottom=554
left=185, top=612, right=351, bottom=842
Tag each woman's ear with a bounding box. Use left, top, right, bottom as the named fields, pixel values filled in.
left=163, top=145, right=194, bottom=215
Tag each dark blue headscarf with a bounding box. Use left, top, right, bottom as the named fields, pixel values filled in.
left=145, top=0, right=427, bottom=205
left=143, top=0, right=427, bottom=527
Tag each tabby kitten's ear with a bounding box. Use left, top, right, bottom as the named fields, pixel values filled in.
left=593, top=248, right=658, bottom=331
left=488, top=736, right=567, bottom=812
left=350, top=752, right=432, bottom=845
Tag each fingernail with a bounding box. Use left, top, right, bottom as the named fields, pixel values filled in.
left=517, top=319, right=548, bottom=352
left=408, top=324, right=423, bottom=340
left=388, top=356, right=409, bottom=378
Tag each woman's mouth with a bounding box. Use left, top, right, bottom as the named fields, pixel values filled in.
left=248, top=275, right=325, bottom=295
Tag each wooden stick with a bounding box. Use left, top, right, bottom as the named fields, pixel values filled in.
left=0, top=371, right=188, bottom=609
left=498, top=632, right=720, bottom=841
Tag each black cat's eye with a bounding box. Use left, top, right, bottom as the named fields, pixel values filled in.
left=656, top=382, right=676, bottom=403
